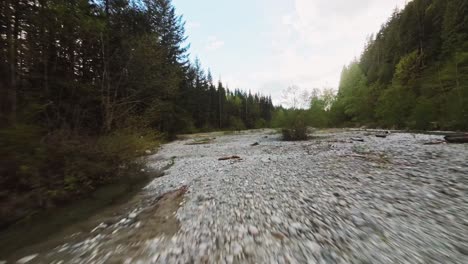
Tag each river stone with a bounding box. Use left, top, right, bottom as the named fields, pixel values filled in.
left=231, top=242, right=242, bottom=256
left=248, top=225, right=259, bottom=236
left=16, top=254, right=38, bottom=264
left=271, top=216, right=282, bottom=224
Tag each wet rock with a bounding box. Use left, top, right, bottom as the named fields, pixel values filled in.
left=128, top=212, right=137, bottom=219
left=16, top=254, right=38, bottom=264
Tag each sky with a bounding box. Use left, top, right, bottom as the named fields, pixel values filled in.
left=173, top=0, right=409, bottom=105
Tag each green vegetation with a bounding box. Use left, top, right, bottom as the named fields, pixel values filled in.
left=273, top=0, right=467, bottom=132
left=0, top=0, right=274, bottom=226
left=333, top=0, right=468, bottom=130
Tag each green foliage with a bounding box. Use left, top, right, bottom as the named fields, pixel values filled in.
left=335, top=63, right=373, bottom=123
left=229, top=116, right=246, bottom=131
left=330, top=0, right=468, bottom=130
left=0, top=125, right=161, bottom=207
left=409, top=97, right=437, bottom=129
left=282, top=113, right=308, bottom=141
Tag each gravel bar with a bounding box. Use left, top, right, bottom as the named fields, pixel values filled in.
left=10, top=129, right=468, bottom=264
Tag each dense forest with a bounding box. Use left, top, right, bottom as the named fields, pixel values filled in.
left=330, top=0, right=468, bottom=130
left=0, top=0, right=273, bottom=225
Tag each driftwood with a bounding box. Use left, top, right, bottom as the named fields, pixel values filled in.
left=444, top=134, right=468, bottom=143
left=423, top=140, right=446, bottom=145
left=251, top=142, right=259, bottom=146
left=375, top=134, right=387, bottom=138
left=218, top=155, right=241, bottom=161
left=351, top=137, right=364, bottom=142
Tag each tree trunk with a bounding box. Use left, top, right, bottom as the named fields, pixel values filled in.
left=5, top=0, right=17, bottom=124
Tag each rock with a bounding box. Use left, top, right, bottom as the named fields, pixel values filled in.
left=16, top=254, right=38, bottom=264
left=172, top=247, right=183, bottom=255
left=306, top=241, right=322, bottom=255
left=352, top=216, right=366, bottom=227
left=248, top=225, right=259, bottom=236
left=288, top=226, right=297, bottom=236
left=145, top=149, right=152, bottom=154
left=251, top=142, right=259, bottom=146
left=261, top=157, right=270, bottom=163
left=231, top=242, right=242, bottom=256
left=91, top=222, right=108, bottom=233
left=271, top=216, right=282, bottom=224
left=271, top=231, right=286, bottom=240
left=128, top=212, right=137, bottom=219
left=338, top=200, right=347, bottom=206
left=384, top=204, right=396, bottom=216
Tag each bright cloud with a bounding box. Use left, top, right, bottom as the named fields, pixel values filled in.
left=205, top=36, right=225, bottom=51
left=173, top=0, right=410, bottom=106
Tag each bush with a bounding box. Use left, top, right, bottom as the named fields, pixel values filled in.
left=229, top=116, right=246, bottom=131
left=0, top=125, right=161, bottom=227
left=282, top=114, right=308, bottom=141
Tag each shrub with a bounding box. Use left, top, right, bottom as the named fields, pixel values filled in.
left=0, top=125, right=161, bottom=227
left=282, top=114, right=308, bottom=141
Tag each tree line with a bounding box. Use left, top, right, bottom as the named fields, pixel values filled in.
left=0, top=0, right=274, bottom=224
left=0, top=0, right=273, bottom=135
left=330, top=0, right=468, bottom=130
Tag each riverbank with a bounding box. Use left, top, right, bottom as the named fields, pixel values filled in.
left=2, top=129, right=468, bottom=263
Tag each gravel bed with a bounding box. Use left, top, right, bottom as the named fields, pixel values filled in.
left=8, top=129, right=468, bottom=264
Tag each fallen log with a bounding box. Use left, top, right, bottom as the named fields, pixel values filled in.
left=423, top=140, right=446, bottom=145
left=444, top=134, right=468, bottom=143
left=351, top=137, right=364, bottom=142
left=218, top=155, right=241, bottom=161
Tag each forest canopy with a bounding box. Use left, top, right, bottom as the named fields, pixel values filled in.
left=331, top=0, right=468, bottom=130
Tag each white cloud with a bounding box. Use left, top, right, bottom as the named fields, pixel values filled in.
left=250, top=0, right=409, bottom=104
left=205, top=36, right=225, bottom=51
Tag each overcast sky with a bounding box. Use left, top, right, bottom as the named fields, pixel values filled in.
left=173, top=0, right=409, bottom=105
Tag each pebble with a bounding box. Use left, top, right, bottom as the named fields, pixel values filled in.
left=271, top=216, right=282, bottom=224
left=231, top=242, right=242, bottom=256
left=248, top=225, right=259, bottom=236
